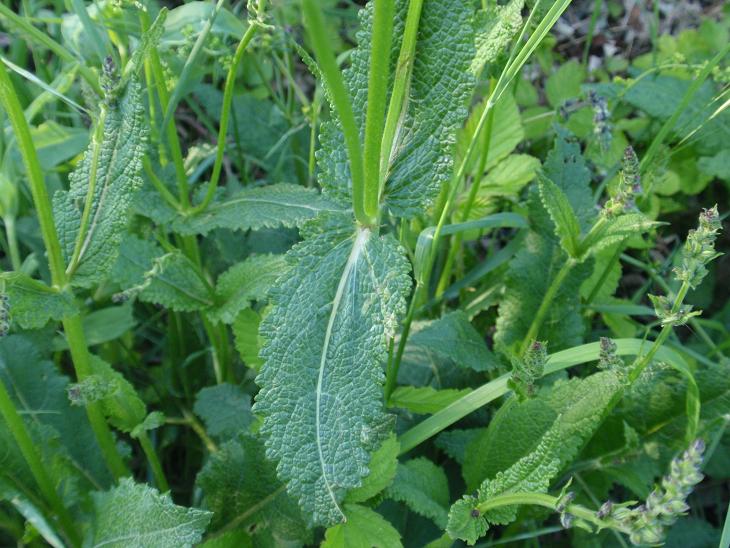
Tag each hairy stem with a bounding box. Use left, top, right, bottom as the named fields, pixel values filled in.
left=137, top=431, right=170, bottom=493
left=520, top=258, right=576, bottom=355
left=0, top=61, right=129, bottom=480
left=363, top=0, right=394, bottom=219
left=192, top=0, right=266, bottom=215
left=302, top=0, right=370, bottom=226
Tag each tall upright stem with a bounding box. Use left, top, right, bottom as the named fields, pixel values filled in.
left=0, top=61, right=128, bottom=480
left=363, top=0, right=394, bottom=219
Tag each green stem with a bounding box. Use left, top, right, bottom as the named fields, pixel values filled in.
left=302, top=0, right=370, bottom=226
left=191, top=2, right=265, bottom=215
left=63, top=315, right=129, bottom=478
left=435, top=84, right=496, bottom=298
left=141, top=12, right=190, bottom=208
left=0, top=4, right=101, bottom=95
left=143, top=156, right=180, bottom=211
left=0, top=61, right=128, bottom=480
left=476, top=492, right=623, bottom=533
left=363, top=0, right=394, bottom=220
left=0, top=379, right=80, bottom=546
left=379, top=0, right=424, bottom=190
left=137, top=431, right=170, bottom=492
left=66, top=105, right=107, bottom=277
left=4, top=216, right=22, bottom=271
left=621, top=253, right=727, bottom=363
left=628, top=280, right=690, bottom=383
left=519, top=258, right=576, bottom=355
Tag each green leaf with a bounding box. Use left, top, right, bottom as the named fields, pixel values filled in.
left=322, top=504, right=402, bottom=548
left=53, top=79, right=146, bottom=288
left=462, top=396, right=556, bottom=492
left=0, top=272, right=78, bottom=329
left=196, top=433, right=310, bottom=544
left=206, top=255, right=287, bottom=324
left=89, top=477, right=212, bottom=547
left=253, top=216, right=411, bottom=526
left=77, top=356, right=147, bottom=433
left=406, top=310, right=498, bottom=373
left=386, top=458, right=450, bottom=528
left=435, top=429, right=484, bottom=465
left=171, top=184, right=343, bottom=236
left=346, top=434, right=399, bottom=503
left=495, top=129, right=594, bottom=352
left=447, top=371, right=623, bottom=544
left=0, top=334, right=110, bottom=488
left=537, top=175, right=581, bottom=258
left=389, top=386, right=471, bottom=415
left=545, top=60, right=586, bottom=107
left=318, top=0, right=476, bottom=217
left=471, top=0, right=524, bottom=75
left=194, top=383, right=253, bottom=441
left=232, top=308, right=263, bottom=370
left=112, top=236, right=214, bottom=312
left=53, top=304, right=135, bottom=350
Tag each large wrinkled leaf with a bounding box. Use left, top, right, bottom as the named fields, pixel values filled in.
left=253, top=216, right=411, bottom=526
left=53, top=79, right=146, bottom=288
left=89, top=477, right=212, bottom=547
left=318, top=0, right=476, bottom=217
left=194, top=383, right=253, bottom=440
left=471, top=0, right=524, bottom=75
left=196, top=433, right=310, bottom=544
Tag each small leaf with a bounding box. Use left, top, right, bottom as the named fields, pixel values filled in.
left=232, top=308, right=263, bottom=370
left=206, top=255, right=288, bottom=324
left=537, top=175, right=581, bottom=258
left=112, top=236, right=214, bottom=312
left=89, top=477, right=212, bottom=548
left=194, top=384, right=253, bottom=441
left=322, top=504, right=402, bottom=548
left=0, top=272, right=78, bottom=329
left=386, top=458, right=450, bottom=528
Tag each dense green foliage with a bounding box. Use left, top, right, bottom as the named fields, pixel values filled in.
left=0, top=0, right=728, bottom=546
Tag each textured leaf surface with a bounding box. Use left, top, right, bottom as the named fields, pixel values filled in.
left=386, top=458, right=450, bottom=528
left=253, top=217, right=411, bottom=526
left=194, top=383, right=253, bottom=440
left=471, top=0, right=524, bottom=75
left=447, top=372, right=623, bottom=544
left=232, top=308, right=263, bottom=370
left=171, top=183, right=344, bottom=235
left=0, top=272, right=78, bottom=329
left=86, top=356, right=146, bottom=433
left=0, top=335, right=109, bottom=489
left=196, top=433, right=309, bottom=544
left=53, top=80, right=146, bottom=288
left=207, top=254, right=287, bottom=324
left=538, top=176, right=581, bottom=258
left=89, top=477, right=211, bottom=547
left=322, top=504, right=402, bottom=548
left=318, top=0, right=476, bottom=217
left=112, top=236, right=214, bottom=311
